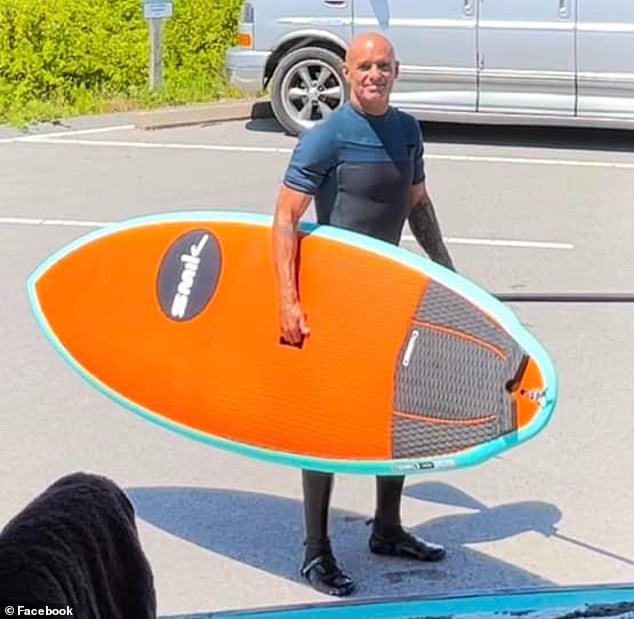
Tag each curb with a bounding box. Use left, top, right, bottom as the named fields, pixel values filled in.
left=135, top=98, right=274, bottom=130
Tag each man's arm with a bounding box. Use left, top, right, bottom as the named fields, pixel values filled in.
left=272, top=184, right=312, bottom=345
left=408, top=182, right=455, bottom=271
left=272, top=185, right=312, bottom=306
left=272, top=125, right=337, bottom=345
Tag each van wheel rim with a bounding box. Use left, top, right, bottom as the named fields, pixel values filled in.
left=280, top=60, right=344, bottom=129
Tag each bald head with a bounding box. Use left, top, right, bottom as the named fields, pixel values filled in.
left=342, top=32, right=399, bottom=115
left=345, top=32, right=396, bottom=65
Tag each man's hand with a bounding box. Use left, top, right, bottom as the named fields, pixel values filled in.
left=279, top=300, right=310, bottom=346
left=408, top=182, right=455, bottom=271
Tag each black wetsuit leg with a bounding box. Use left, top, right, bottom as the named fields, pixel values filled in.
left=370, top=474, right=446, bottom=562
left=300, top=469, right=355, bottom=596
left=374, top=474, right=405, bottom=531
left=302, top=469, right=334, bottom=561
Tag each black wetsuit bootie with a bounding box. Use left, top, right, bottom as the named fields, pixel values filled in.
left=369, top=521, right=446, bottom=562
left=300, top=538, right=355, bottom=597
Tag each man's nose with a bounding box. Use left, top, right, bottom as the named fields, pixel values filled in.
left=368, top=64, right=382, bottom=79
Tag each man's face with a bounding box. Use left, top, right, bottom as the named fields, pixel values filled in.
left=343, top=41, right=399, bottom=107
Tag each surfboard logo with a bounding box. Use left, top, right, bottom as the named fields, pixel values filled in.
left=156, top=228, right=222, bottom=321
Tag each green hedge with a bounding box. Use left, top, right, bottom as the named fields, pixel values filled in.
left=0, top=0, right=245, bottom=124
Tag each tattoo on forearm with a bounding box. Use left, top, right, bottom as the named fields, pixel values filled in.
left=408, top=198, right=455, bottom=270
left=272, top=221, right=300, bottom=303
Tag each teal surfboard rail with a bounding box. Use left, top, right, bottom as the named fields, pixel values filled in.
left=26, top=210, right=559, bottom=476
left=160, top=584, right=634, bottom=619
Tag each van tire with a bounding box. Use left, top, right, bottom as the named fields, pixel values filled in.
left=270, top=46, right=348, bottom=136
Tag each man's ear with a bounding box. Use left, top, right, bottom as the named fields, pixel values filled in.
left=394, top=60, right=400, bottom=80
left=341, top=60, right=350, bottom=82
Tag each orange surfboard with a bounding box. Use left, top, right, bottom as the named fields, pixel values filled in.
left=27, top=211, right=558, bottom=474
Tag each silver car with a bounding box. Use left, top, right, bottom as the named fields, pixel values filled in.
left=225, top=0, right=634, bottom=136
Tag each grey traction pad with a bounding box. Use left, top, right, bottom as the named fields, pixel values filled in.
left=392, top=281, right=528, bottom=458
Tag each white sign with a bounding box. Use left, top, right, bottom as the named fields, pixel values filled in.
left=144, top=1, right=172, bottom=19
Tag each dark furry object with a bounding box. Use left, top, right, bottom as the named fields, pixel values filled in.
left=0, top=471, right=156, bottom=618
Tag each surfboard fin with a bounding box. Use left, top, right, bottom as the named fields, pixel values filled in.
left=505, top=354, right=530, bottom=394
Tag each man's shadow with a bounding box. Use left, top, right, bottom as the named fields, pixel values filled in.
left=125, top=480, right=594, bottom=598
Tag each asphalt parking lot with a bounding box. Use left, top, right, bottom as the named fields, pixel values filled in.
left=1, top=113, right=633, bottom=617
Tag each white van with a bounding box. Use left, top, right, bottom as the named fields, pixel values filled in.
left=226, top=0, right=634, bottom=135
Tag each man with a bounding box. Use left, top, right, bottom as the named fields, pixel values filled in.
left=271, top=32, right=455, bottom=597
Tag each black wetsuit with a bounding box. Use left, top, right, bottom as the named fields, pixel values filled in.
left=283, top=102, right=440, bottom=591
left=284, top=101, right=425, bottom=244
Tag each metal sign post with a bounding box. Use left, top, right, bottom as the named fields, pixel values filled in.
left=144, top=0, right=173, bottom=90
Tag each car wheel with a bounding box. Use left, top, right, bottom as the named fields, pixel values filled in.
left=270, top=46, right=348, bottom=136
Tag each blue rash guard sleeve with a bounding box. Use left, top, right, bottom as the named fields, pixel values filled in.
left=283, top=125, right=338, bottom=195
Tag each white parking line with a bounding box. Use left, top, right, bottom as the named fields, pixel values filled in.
left=0, top=216, right=109, bottom=227
left=0, top=124, right=135, bottom=144
left=16, top=137, right=295, bottom=154
left=0, top=216, right=574, bottom=249
left=402, top=235, right=574, bottom=249
left=8, top=135, right=634, bottom=170
left=428, top=153, right=634, bottom=170
left=22, top=124, right=136, bottom=140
